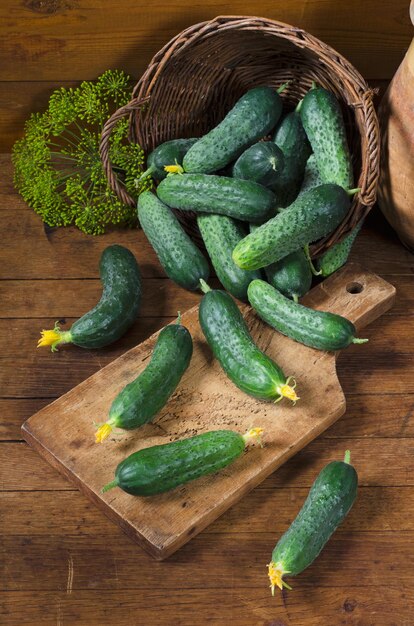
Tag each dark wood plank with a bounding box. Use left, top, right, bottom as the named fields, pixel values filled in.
left=3, top=438, right=414, bottom=492
left=0, top=399, right=50, bottom=440
left=1, top=531, right=413, bottom=591
left=2, top=485, right=414, bottom=536
left=1, top=587, right=412, bottom=626
left=0, top=279, right=201, bottom=318
left=0, top=1, right=410, bottom=82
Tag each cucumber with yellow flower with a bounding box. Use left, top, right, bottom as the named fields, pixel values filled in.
left=268, top=451, right=358, bottom=594
left=198, top=280, right=298, bottom=403
left=37, top=245, right=141, bottom=351
left=95, top=315, right=192, bottom=443
left=102, top=427, right=264, bottom=495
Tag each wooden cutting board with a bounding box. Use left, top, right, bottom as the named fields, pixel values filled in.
left=22, top=263, right=395, bottom=560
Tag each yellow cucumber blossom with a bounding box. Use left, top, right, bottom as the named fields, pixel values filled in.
left=37, top=322, right=71, bottom=352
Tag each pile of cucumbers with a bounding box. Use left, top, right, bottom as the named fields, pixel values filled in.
left=139, top=81, right=366, bottom=355
left=36, top=82, right=365, bottom=593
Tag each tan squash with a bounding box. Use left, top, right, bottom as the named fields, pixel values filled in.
left=378, top=2, right=414, bottom=251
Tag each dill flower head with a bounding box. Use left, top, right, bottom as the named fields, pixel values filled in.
left=12, top=69, right=151, bottom=235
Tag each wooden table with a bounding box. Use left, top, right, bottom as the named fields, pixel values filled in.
left=1, top=153, right=414, bottom=625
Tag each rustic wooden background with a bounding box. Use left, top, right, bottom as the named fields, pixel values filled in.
left=1, top=1, right=414, bottom=625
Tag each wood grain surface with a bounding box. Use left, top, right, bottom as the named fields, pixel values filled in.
left=21, top=263, right=395, bottom=559
left=1, top=150, right=414, bottom=623
left=0, top=0, right=411, bottom=151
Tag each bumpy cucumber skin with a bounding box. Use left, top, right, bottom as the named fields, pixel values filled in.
left=157, top=174, right=276, bottom=223
left=197, top=214, right=262, bottom=300
left=232, top=142, right=285, bottom=187
left=109, top=323, right=192, bottom=430
left=138, top=192, right=209, bottom=291
left=300, top=87, right=353, bottom=189
left=264, top=249, right=312, bottom=300
left=317, top=221, right=363, bottom=277
left=183, top=86, right=283, bottom=173
left=271, top=458, right=357, bottom=576
left=248, top=279, right=359, bottom=351
left=114, top=430, right=246, bottom=496
left=233, top=184, right=350, bottom=270
left=199, top=289, right=287, bottom=400
left=70, top=245, right=141, bottom=348
left=145, top=138, right=198, bottom=181
left=298, top=154, right=323, bottom=195
left=249, top=223, right=311, bottom=300
left=270, top=111, right=312, bottom=207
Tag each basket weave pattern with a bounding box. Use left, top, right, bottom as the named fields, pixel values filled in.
left=100, top=16, right=379, bottom=257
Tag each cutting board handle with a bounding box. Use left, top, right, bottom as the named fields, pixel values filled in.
left=303, top=262, right=396, bottom=330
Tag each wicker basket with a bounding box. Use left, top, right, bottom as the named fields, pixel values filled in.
left=100, top=15, right=379, bottom=257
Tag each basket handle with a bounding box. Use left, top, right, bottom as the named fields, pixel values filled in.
left=99, top=95, right=150, bottom=207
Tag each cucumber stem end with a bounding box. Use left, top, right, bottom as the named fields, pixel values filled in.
left=199, top=279, right=212, bottom=294
left=37, top=322, right=72, bottom=352
left=268, top=561, right=292, bottom=595
left=276, top=377, right=299, bottom=404
left=304, top=244, right=322, bottom=276
left=277, top=81, right=290, bottom=94
left=136, top=164, right=155, bottom=183
left=242, top=427, right=264, bottom=447
left=101, top=478, right=119, bottom=494
left=295, top=98, right=303, bottom=113
left=352, top=337, right=369, bottom=344
left=95, top=417, right=117, bottom=444
left=344, top=450, right=351, bottom=464
left=164, top=161, right=184, bottom=176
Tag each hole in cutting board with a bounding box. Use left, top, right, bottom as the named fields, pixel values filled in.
left=346, top=281, right=364, bottom=294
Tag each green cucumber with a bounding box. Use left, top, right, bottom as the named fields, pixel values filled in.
left=270, top=110, right=312, bottom=207
left=232, top=141, right=284, bottom=187
left=300, top=85, right=354, bottom=189
left=102, top=427, right=263, bottom=496
left=299, top=154, right=323, bottom=195
left=264, top=249, right=312, bottom=302
left=183, top=86, right=284, bottom=173
left=268, top=450, right=358, bottom=593
left=232, top=184, right=351, bottom=270
left=137, top=191, right=209, bottom=291
left=197, top=214, right=262, bottom=300
left=138, top=138, right=198, bottom=182
left=247, top=279, right=367, bottom=351
left=157, top=174, right=276, bottom=223
left=317, top=221, right=363, bottom=277
left=95, top=318, right=192, bottom=442
left=37, top=245, right=141, bottom=351
left=199, top=281, right=298, bottom=403
left=249, top=223, right=311, bottom=301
